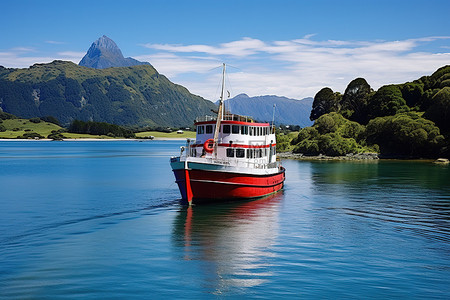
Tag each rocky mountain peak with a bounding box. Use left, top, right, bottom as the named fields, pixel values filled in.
left=79, top=35, right=150, bottom=69
left=91, top=35, right=123, bottom=56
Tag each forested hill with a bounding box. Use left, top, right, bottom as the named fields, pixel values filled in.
left=287, top=65, right=450, bottom=158
left=0, top=60, right=216, bottom=127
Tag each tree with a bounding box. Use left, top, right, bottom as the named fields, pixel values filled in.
left=365, top=112, right=443, bottom=157
left=341, top=78, right=372, bottom=123
left=367, top=85, right=408, bottom=119
left=401, top=82, right=424, bottom=109
left=310, top=87, right=340, bottom=121
left=315, top=113, right=338, bottom=134
left=424, top=87, right=450, bottom=133
left=292, top=112, right=372, bottom=156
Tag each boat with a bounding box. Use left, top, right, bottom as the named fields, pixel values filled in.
left=170, top=64, right=285, bottom=204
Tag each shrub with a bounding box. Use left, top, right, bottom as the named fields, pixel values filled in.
left=47, top=132, right=65, bottom=141
left=365, top=112, right=444, bottom=157
left=19, top=132, right=44, bottom=139
left=29, top=117, right=41, bottom=123
left=40, top=116, right=61, bottom=126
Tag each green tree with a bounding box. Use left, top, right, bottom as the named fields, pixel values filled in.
left=341, top=78, right=371, bottom=123
left=401, top=82, right=424, bottom=109
left=365, top=112, right=443, bottom=157
left=367, top=85, right=409, bottom=119
left=310, top=87, right=340, bottom=121
left=424, top=87, right=450, bottom=133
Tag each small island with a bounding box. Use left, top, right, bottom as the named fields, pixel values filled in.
left=276, top=65, right=450, bottom=160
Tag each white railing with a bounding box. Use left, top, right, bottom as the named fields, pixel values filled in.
left=179, top=140, right=280, bottom=170
left=195, top=115, right=216, bottom=123
left=195, top=114, right=254, bottom=123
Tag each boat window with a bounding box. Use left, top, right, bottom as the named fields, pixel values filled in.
left=197, top=126, right=204, bottom=134
left=236, top=148, right=245, bottom=158
left=232, top=125, right=240, bottom=134
left=223, top=125, right=231, bottom=134
left=226, top=148, right=235, bottom=157
left=241, top=126, right=248, bottom=135
left=206, top=125, right=213, bottom=134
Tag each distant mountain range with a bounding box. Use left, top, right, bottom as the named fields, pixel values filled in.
left=79, top=35, right=150, bottom=69
left=221, top=94, right=313, bottom=127
left=0, top=35, right=314, bottom=128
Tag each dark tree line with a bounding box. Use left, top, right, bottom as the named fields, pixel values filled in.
left=68, top=120, right=135, bottom=138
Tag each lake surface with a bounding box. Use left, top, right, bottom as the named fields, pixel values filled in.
left=0, top=140, right=449, bottom=299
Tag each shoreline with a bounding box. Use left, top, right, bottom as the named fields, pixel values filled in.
left=278, top=152, right=379, bottom=161
left=278, top=152, right=448, bottom=163
left=0, top=137, right=189, bottom=142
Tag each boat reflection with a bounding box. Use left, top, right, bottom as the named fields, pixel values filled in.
left=172, top=193, right=283, bottom=294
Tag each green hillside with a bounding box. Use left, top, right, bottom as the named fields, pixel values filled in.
left=0, top=60, right=216, bottom=127
left=0, top=118, right=61, bottom=139
left=289, top=65, right=450, bottom=158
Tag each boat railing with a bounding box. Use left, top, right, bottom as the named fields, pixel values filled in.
left=195, top=115, right=217, bottom=123
left=195, top=113, right=254, bottom=123
left=180, top=139, right=281, bottom=169
left=222, top=114, right=253, bottom=122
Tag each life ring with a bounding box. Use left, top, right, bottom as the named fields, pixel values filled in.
left=203, top=139, right=214, bottom=153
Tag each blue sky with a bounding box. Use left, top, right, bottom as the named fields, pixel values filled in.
left=1, top=0, right=449, bottom=100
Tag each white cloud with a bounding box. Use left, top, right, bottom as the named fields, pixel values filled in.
left=139, top=35, right=450, bottom=100
left=142, top=37, right=267, bottom=57
left=1, top=36, right=449, bottom=102
left=0, top=49, right=85, bottom=68
left=46, top=40, right=65, bottom=45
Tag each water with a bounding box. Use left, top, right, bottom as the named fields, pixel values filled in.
left=0, top=141, right=449, bottom=299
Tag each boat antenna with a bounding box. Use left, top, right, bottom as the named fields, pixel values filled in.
left=271, top=103, right=276, bottom=132
left=212, top=63, right=226, bottom=156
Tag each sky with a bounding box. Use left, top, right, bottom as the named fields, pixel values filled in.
left=1, top=0, right=450, bottom=101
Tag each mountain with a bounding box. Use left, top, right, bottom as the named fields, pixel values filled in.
left=221, top=94, right=313, bottom=127
left=79, top=35, right=150, bottom=69
left=0, top=60, right=216, bottom=127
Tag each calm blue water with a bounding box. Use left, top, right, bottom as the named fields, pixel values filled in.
left=0, top=141, right=449, bottom=299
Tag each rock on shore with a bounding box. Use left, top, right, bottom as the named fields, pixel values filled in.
left=278, top=152, right=379, bottom=161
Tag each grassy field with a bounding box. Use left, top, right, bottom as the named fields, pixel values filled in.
left=0, top=119, right=197, bottom=140
left=0, top=119, right=62, bottom=139
left=0, top=119, right=118, bottom=139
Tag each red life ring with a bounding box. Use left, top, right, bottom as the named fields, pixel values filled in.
left=203, top=139, right=214, bottom=153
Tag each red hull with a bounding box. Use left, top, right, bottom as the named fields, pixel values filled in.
left=173, top=167, right=285, bottom=203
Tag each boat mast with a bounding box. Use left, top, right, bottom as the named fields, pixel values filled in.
left=213, top=63, right=226, bottom=156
